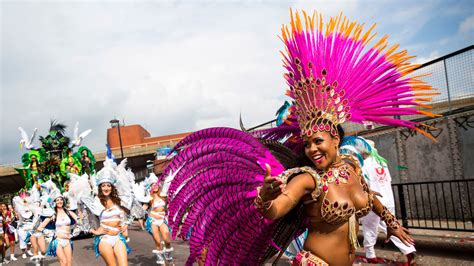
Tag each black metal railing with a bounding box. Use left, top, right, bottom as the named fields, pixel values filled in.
left=392, top=179, right=474, bottom=232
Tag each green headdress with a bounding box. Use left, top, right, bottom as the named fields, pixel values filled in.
left=21, top=150, right=43, bottom=167
left=60, top=155, right=82, bottom=178
left=74, top=146, right=96, bottom=174
left=74, top=146, right=96, bottom=164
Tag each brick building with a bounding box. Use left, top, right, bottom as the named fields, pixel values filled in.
left=107, top=123, right=190, bottom=179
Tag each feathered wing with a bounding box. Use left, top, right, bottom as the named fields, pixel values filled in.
left=158, top=127, right=306, bottom=265
left=78, top=129, right=92, bottom=140
left=251, top=123, right=303, bottom=153
left=115, top=159, right=146, bottom=219
left=29, top=186, right=41, bottom=205
left=129, top=199, right=146, bottom=221
left=38, top=194, right=55, bottom=217
left=70, top=122, right=91, bottom=147
left=73, top=122, right=79, bottom=141
left=115, top=159, right=134, bottom=210
left=159, top=166, right=181, bottom=197
left=89, top=173, right=99, bottom=196
left=18, top=127, right=29, bottom=143
left=68, top=173, right=92, bottom=204
left=80, top=195, right=104, bottom=231
left=18, top=127, right=36, bottom=149
left=133, top=182, right=151, bottom=203
left=12, top=196, right=34, bottom=219
left=130, top=181, right=151, bottom=221
left=29, top=128, right=37, bottom=146
left=12, top=196, right=23, bottom=212
left=40, top=179, right=60, bottom=195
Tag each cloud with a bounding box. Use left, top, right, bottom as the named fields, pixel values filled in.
left=1, top=1, right=472, bottom=164
left=459, top=15, right=474, bottom=39
left=413, top=50, right=441, bottom=65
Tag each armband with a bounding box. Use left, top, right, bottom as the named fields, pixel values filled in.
left=381, top=206, right=400, bottom=230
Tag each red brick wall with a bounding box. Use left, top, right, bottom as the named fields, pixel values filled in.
left=107, top=124, right=151, bottom=148
left=143, top=132, right=191, bottom=143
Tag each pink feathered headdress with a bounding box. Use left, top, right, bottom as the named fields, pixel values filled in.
left=281, top=10, right=439, bottom=139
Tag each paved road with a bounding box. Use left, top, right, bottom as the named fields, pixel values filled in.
left=5, top=224, right=474, bottom=265
left=7, top=223, right=189, bottom=266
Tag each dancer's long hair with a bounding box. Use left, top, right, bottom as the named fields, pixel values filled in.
left=98, top=184, right=121, bottom=207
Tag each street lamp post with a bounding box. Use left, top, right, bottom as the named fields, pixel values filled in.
left=110, top=118, right=124, bottom=159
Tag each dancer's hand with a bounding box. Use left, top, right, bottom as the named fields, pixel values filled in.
left=387, top=226, right=415, bottom=247
left=259, top=164, right=284, bottom=202
left=120, top=224, right=128, bottom=233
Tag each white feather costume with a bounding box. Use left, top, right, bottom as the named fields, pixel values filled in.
left=13, top=194, right=36, bottom=249
left=132, top=181, right=152, bottom=204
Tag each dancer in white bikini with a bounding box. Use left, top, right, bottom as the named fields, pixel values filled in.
left=89, top=175, right=130, bottom=266
left=40, top=192, right=78, bottom=266
left=144, top=183, right=173, bottom=265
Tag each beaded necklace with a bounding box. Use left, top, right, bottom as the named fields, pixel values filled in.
left=317, top=159, right=351, bottom=193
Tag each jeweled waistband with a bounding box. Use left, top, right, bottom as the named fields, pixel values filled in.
left=291, top=250, right=328, bottom=266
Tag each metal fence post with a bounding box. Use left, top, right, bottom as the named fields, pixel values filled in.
left=397, top=184, right=409, bottom=228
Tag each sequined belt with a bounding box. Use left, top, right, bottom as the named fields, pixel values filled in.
left=292, top=250, right=329, bottom=266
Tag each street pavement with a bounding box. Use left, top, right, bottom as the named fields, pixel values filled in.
left=5, top=223, right=474, bottom=265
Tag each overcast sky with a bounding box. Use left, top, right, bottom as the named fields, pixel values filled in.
left=1, top=0, right=473, bottom=164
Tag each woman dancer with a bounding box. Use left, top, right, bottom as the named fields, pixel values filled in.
left=157, top=10, right=437, bottom=265
left=258, top=126, right=413, bottom=265
left=89, top=170, right=130, bottom=266
left=144, top=184, right=173, bottom=265
left=39, top=193, right=78, bottom=266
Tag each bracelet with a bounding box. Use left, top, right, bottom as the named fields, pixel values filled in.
left=380, top=206, right=400, bottom=230
left=254, top=187, right=273, bottom=211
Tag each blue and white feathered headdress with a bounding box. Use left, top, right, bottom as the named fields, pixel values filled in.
left=96, top=158, right=118, bottom=186
left=340, top=136, right=372, bottom=167
left=340, top=136, right=388, bottom=167
left=144, top=173, right=158, bottom=191
left=96, top=146, right=118, bottom=186
left=40, top=179, right=63, bottom=208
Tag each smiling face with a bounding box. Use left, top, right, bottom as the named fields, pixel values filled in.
left=55, top=197, right=64, bottom=208
left=303, top=130, right=340, bottom=170
left=100, top=183, right=112, bottom=197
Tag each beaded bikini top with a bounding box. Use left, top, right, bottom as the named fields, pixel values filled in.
left=277, top=155, right=373, bottom=225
